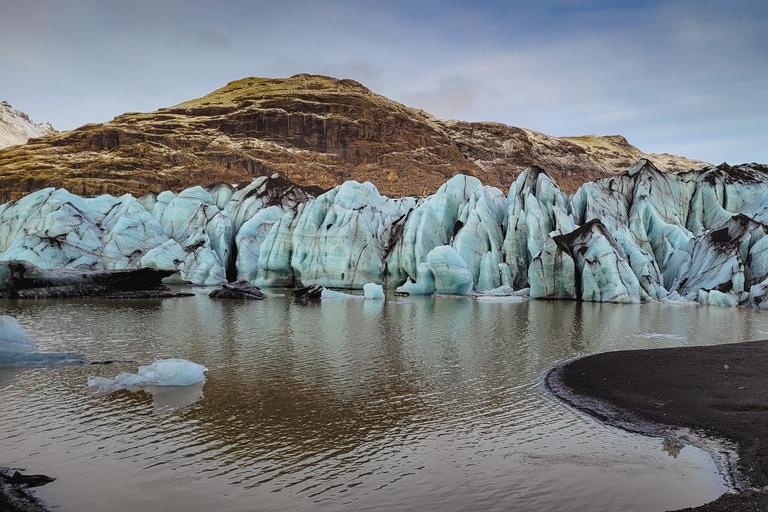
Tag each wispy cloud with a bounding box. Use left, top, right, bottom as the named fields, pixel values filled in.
left=180, top=28, right=231, bottom=49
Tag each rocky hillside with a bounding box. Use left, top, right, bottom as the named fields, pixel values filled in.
left=0, top=101, right=55, bottom=150
left=0, top=74, right=706, bottom=202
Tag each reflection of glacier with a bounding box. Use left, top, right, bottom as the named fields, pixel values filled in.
left=3, top=160, right=768, bottom=307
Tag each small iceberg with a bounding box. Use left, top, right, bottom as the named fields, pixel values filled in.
left=475, top=295, right=526, bottom=302
left=88, top=359, right=208, bottom=393
left=636, top=332, right=685, bottom=341
left=363, top=283, right=385, bottom=299
left=0, top=315, right=87, bottom=366
left=320, top=288, right=363, bottom=299
left=472, top=284, right=528, bottom=302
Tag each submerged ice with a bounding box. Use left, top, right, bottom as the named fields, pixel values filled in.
left=3, top=161, right=768, bottom=308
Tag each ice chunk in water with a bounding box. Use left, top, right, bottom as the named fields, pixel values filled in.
left=0, top=315, right=87, bottom=366
left=363, top=283, right=385, bottom=299
left=88, top=359, right=208, bottom=393
left=320, top=288, right=363, bottom=299
left=636, top=332, right=685, bottom=341
left=475, top=295, right=526, bottom=302
left=0, top=316, right=37, bottom=353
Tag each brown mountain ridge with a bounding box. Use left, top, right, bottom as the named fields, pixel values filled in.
left=0, top=73, right=708, bottom=202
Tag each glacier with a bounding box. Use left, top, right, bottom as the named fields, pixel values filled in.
left=2, top=162, right=768, bottom=308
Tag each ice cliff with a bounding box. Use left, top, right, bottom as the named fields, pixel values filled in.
left=2, top=161, right=768, bottom=308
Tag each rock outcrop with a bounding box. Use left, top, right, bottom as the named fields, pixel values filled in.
left=0, top=74, right=705, bottom=202
left=208, top=280, right=265, bottom=300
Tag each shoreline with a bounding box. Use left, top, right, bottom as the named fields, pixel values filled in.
left=546, top=340, right=768, bottom=511
left=0, top=470, right=52, bottom=512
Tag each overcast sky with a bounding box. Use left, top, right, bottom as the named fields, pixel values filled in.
left=2, top=0, right=766, bottom=164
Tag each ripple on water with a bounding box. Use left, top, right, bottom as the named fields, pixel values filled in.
left=0, top=293, right=758, bottom=511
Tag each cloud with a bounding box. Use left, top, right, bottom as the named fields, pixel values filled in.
left=0, top=0, right=765, bottom=164
left=180, top=28, right=231, bottom=48
left=399, top=76, right=478, bottom=119
left=317, top=59, right=384, bottom=89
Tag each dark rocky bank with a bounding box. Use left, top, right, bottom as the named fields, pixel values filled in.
left=0, top=260, right=192, bottom=298
left=547, top=339, right=768, bottom=511
left=0, top=470, right=54, bottom=512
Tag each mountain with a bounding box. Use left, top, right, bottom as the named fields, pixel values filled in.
left=0, top=101, right=55, bottom=150
left=0, top=74, right=706, bottom=202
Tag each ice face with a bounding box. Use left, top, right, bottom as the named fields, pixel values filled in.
left=235, top=206, right=287, bottom=281
left=0, top=188, right=104, bottom=269
left=256, top=180, right=412, bottom=289
left=101, top=195, right=173, bottom=270
left=503, top=168, right=573, bottom=290
left=396, top=245, right=474, bottom=296
left=2, top=162, right=768, bottom=307
left=532, top=220, right=643, bottom=303
left=385, top=175, right=480, bottom=288
left=88, top=359, right=208, bottom=393
left=155, top=186, right=233, bottom=285
left=453, top=186, right=506, bottom=291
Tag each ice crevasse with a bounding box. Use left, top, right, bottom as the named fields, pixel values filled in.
left=3, top=163, right=768, bottom=308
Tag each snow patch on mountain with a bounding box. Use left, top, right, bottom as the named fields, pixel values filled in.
left=0, top=101, right=55, bottom=149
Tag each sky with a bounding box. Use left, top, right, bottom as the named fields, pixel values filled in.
left=1, top=0, right=766, bottom=164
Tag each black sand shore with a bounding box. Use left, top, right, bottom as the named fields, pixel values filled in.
left=0, top=470, right=52, bottom=512
left=547, top=339, right=768, bottom=511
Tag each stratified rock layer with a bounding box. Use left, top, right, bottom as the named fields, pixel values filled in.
left=0, top=74, right=705, bottom=202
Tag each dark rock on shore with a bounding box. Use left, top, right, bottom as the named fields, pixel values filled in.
left=0, top=260, right=192, bottom=299
left=209, top=280, right=265, bottom=299
left=548, top=339, right=768, bottom=511
left=0, top=469, right=53, bottom=512
left=8, top=472, right=55, bottom=488
left=293, top=283, right=324, bottom=300
left=673, top=491, right=768, bottom=511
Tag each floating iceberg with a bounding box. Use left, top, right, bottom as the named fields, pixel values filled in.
left=0, top=315, right=36, bottom=353
left=320, top=288, right=363, bottom=299
left=0, top=315, right=87, bottom=366
left=88, top=359, right=208, bottom=393
left=475, top=295, right=526, bottom=302
left=636, top=332, right=685, bottom=341
left=363, top=283, right=385, bottom=299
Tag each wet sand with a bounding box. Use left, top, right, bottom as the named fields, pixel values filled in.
left=547, top=339, right=768, bottom=511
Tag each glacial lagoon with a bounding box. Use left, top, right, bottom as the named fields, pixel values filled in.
left=2, top=291, right=767, bottom=511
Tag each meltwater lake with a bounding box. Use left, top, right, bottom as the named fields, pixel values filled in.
left=2, top=290, right=767, bottom=512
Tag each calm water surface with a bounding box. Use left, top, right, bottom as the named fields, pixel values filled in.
left=2, top=290, right=767, bottom=511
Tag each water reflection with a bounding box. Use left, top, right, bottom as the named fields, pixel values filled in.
left=0, top=293, right=765, bottom=512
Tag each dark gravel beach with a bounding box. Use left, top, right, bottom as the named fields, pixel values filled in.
left=548, top=339, right=768, bottom=511
left=0, top=470, right=51, bottom=512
